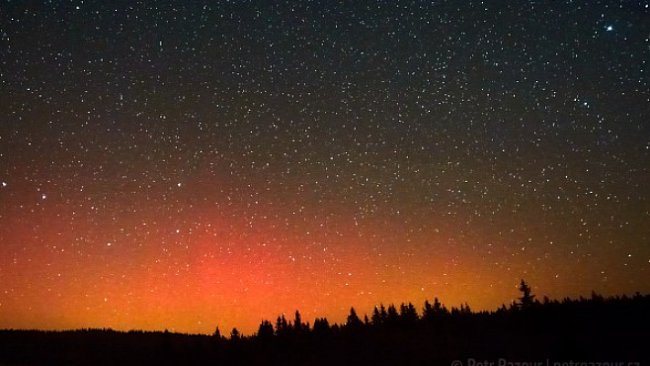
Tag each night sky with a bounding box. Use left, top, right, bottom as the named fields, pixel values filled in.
left=1, top=1, right=649, bottom=334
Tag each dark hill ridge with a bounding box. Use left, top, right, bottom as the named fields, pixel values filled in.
left=1, top=291, right=648, bottom=365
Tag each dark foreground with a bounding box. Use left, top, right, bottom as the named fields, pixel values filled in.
left=1, top=293, right=648, bottom=365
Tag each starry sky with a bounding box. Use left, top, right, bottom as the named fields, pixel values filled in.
left=0, top=1, right=649, bottom=334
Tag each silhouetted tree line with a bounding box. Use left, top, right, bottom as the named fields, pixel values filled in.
left=1, top=281, right=648, bottom=365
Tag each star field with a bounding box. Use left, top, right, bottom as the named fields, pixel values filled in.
left=0, top=1, right=649, bottom=334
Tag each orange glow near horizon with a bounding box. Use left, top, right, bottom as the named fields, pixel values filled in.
left=1, top=196, right=646, bottom=335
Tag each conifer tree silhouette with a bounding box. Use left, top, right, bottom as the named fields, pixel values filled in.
left=293, top=310, right=305, bottom=332
left=257, top=320, right=274, bottom=340
left=423, top=300, right=433, bottom=319
left=518, top=279, right=535, bottom=309
left=346, top=307, right=363, bottom=329
left=275, top=315, right=288, bottom=336
left=313, top=317, right=330, bottom=335
left=230, top=328, right=240, bottom=340
left=372, top=306, right=383, bottom=325
left=386, top=304, right=399, bottom=325
left=400, top=302, right=418, bottom=324
left=433, top=297, right=446, bottom=314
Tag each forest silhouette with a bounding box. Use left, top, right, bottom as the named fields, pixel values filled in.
left=1, top=281, right=648, bottom=365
